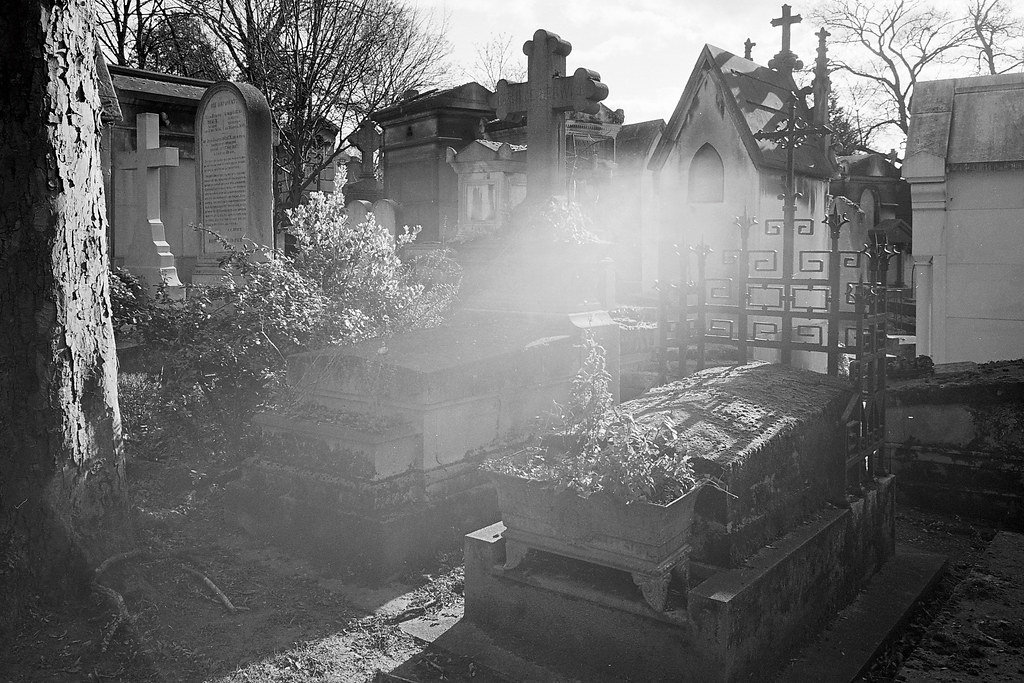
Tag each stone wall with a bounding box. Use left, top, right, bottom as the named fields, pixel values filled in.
left=887, top=360, right=1024, bottom=527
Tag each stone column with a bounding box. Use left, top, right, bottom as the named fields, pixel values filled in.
left=913, top=255, right=933, bottom=358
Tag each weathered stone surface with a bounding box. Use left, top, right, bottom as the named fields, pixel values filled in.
left=464, top=478, right=894, bottom=683
left=887, top=360, right=1024, bottom=526
left=194, top=81, right=274, bottom=270
left=609, top=362, right=853, bottom=565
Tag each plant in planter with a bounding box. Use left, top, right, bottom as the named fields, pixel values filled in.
left=484, top=335, right=709, bottom=610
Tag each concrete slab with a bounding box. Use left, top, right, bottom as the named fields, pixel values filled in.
left=776, top=545, right=948, bottom=683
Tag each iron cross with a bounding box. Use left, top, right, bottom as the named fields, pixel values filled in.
left=771, top=4, right=802, bottom=54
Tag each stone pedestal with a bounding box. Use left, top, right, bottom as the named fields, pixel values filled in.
left=464, top=478, right=894, bottom=683
left=227, top=306, right=619, bottom=572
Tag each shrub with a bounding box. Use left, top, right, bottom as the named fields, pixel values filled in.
left=116, top=191, right=461, bottom=459
left=109, top=267, right=151, bottom=339
left=486, top=335, right=701, bottom=505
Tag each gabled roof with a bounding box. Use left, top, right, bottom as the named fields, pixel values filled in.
left=649, top=44, right=833, bottom=178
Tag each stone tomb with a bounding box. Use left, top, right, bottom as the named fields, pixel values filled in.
left=193, top=81, right=274, bottom=283
left=227, top=309, right=619, bottom=571
left=464, top=362, right=895, bottom=683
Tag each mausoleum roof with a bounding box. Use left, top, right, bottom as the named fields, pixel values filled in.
left=650, top=44, right=834, bottom=179
left=372, top=82, right=494, bottom=122
left=905, top=73, right=1024, bottom=177
left=108, top=65, right=211, bottom=103
left=618, top=119, right=665, bottom=155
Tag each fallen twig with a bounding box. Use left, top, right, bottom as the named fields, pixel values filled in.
left=180, top=564, right=244, bottom=614
left=93, top=549, right=146, bottom=580
left=92, top=582, right=131, bottom=652
left=385, top=598, right=438, bottom=625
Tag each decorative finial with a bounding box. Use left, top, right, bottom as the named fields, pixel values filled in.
left=815, top=27, right=830, bottom=70
left=768, top=4, right=804, bottom=75
left=744, top=38, right=756, bottom=60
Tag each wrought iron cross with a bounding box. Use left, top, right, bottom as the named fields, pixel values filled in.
left=771, top=4, right=802, bottom=53
left=493, top=29, right=609, bottom=205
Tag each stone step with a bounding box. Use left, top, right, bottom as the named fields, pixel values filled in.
left=775, top=545, right=948, bottom=683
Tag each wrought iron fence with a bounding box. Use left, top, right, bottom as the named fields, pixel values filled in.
left=657, top=209, right=894, bottom=492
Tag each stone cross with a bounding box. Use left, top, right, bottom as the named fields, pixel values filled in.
left=349, top=121, right=382, bottom=179
left=493, top=29, right=609, bottom=205
left=744, top=38, right=756, bottom=60
left=122, top=112, right=183, bottom=293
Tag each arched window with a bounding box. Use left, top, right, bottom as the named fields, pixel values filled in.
left=688, top=143, right=725, bottom=203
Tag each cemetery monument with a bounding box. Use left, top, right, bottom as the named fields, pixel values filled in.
left=193, top=81, right=274, bottom=283
left=120, top=112, right=184, bottom=296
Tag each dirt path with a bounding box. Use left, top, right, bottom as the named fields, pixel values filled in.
left=0, top=453, right=1008, bottom=683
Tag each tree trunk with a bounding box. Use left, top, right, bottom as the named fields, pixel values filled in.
left=0, top=0, right=129, bottom=637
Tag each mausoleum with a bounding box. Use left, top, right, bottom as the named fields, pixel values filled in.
left=904, top=72, right=1024, bottom=363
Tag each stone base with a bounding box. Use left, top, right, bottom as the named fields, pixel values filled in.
left=463, top=476, right=895, bottom=683
left=224, top=458, right=500, bottom=574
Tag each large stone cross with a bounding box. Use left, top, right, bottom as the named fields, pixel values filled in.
left=493, top=29, right=609, bottom=205
left=122, top=112, right=183, bottom=292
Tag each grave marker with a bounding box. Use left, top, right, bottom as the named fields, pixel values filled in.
left=372, top=198, right=398, bottom=237
left=121, top=112, right=184, bottom=294
left=493, top=29, right=609, bottom=205
left=194, top=81, right=273, bottom=275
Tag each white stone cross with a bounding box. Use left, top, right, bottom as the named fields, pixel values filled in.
left=122, top=112, right=183, bottom=292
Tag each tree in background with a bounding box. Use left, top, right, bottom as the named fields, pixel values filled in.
left=810, top=0, right=972, bottom=139
left=96, top=0, right=230, bottom=79
left=145, top=11, right=232, bottom=80
left=186, top=0, right=451, bottom=216
left=812, top=0, right=1024, bottom=148
left=464, top=32, right=527, bottom=89
left=1, top=0, right=129, bottom=635
left=966, top=0, right=1024, bottom=74
left=829, top=104, right=876, bottom=156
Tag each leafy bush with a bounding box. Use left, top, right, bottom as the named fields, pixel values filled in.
left=115, top=191, right=461, bottom=458
left=109, top=267, right=151, bottom=339
left=486, top=335, right=701, bottom=505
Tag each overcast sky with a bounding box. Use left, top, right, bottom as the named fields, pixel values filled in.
left=416, top=0, right=970, bottom=138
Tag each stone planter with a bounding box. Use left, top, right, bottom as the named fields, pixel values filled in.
left=487, top=468, right=704, bottom=610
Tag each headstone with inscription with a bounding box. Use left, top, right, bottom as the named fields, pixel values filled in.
left=193, top=81, right=274, bottom=283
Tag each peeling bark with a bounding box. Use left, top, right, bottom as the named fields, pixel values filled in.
left=0, top=0, right=129, bottom=636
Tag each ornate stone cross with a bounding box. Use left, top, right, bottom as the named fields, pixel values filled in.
left=769, top=4, right=804, bottom=74
left=121, top=112, right=183, bottom=292
left=493, top=29, right=609, bottom=205
left=348, top=121, right=382, bottom=179
left=744, top=38, right=756, bottom=60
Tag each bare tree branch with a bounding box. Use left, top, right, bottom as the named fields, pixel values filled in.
left=965, top=0, right=1024, bottom=74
